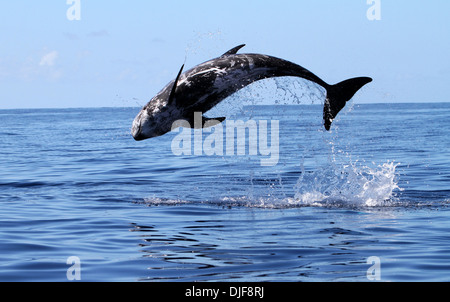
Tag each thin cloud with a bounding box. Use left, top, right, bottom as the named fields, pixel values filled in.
left=152, top=37, right=166, bottom=43
left=39, top=51, right=58, bottom=67
left=63, top=32, right=80, bottom=40
left=87, top=30, right=109, bottom=38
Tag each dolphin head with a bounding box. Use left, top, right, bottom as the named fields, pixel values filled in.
left=133, top=64, right=186, bottom=141
left=131, top=98, right=176, bottom=141
left=132, top=105, right=162, bottom=141
left=132, top=106, right=149, bottom=141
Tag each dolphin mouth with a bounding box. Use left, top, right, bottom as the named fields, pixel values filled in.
left=132, top=129, right=147, bottom=141
left=131, top=120, right=145, bottom=141
left=133, top=134, right=146, bottom=141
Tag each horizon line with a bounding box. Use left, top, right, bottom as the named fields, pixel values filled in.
left=0, top=101, right=449, bottom=111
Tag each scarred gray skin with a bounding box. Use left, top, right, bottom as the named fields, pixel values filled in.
left=131, top=45, right=368, bottom=141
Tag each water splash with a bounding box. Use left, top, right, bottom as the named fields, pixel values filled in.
left=140, top=77, right=403, bottom=209
left=207, top=160, right=402, bottom=209
left=293, top=160, right=402, bottom=207
left=140, top=159, right=401, bottom=209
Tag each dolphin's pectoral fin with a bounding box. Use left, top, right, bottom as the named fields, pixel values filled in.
left=202, top=116, right=226, bottom=128
left=185, top=115, right=226, bottom=128
left=168, top=64, right=185, bottom=105
left=221, top=44, right=246, bottom=57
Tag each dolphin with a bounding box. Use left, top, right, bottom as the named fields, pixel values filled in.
left=132, top=44, right=372, bottom=140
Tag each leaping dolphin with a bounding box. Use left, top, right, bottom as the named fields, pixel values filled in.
left=132, top=44, right=372, bottom=140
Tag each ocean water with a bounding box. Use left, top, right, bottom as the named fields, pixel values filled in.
left=0, top=100, right=449, bottom=282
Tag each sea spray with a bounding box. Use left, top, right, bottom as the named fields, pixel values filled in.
left=139, top=160, right=402, bottom=209
left=294, top=160, right=401, bottom=207
left=142, top=77, right=403, bottom=209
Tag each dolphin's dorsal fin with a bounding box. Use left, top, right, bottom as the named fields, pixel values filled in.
left=168, top=64, right=184, bottom=105
left=221, top=44, right=246, bottom=57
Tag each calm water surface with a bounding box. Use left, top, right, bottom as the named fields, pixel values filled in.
left=0, top=102, right=449, bottom=281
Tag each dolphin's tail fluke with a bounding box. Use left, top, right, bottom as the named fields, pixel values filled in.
left=323, top=77, right=372, bottom=130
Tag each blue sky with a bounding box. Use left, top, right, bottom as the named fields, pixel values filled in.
left=0, top=0, right=449, bottom=109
